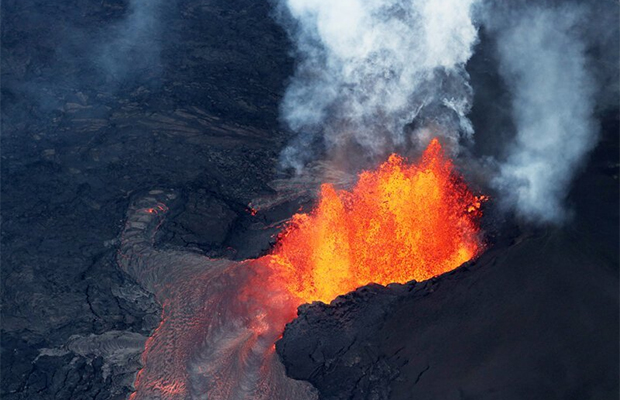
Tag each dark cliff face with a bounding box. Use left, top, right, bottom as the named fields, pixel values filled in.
left=276, top=283, right=412, bottom=399
left=276, top=123, right=619, bottom=400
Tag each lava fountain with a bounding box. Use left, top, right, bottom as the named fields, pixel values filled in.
left=265, top=138, right=485, bottom=304
left=119, top=138, right=485, bottom=399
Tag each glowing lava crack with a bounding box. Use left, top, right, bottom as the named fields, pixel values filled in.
left=118, top=139, right=485, bottom=399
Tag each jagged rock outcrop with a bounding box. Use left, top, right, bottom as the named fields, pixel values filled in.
left=277, top=282, right=412, bottom=400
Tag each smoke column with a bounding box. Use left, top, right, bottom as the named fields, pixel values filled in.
left=487, top=4, right=598, bottom=223
left=276, top=0, right=610, bottom=224
left=274, top=0, right=481, bottom=172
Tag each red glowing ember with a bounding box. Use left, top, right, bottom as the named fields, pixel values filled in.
left=266, top=138, right=485, bottom=304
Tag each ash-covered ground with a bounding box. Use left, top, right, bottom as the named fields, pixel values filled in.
left=1, top=0, right=618, bottom=399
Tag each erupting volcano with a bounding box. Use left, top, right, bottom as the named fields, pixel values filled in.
left=117, top=138, right=485, bottom=399
left=267, top=138, right=485, bottom=304
left=4, top=0, right=617, bottom=397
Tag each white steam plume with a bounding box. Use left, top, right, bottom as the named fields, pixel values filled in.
left=489, top=5, right=597, bottom=223
left=275, top=0, right=481, bottom=172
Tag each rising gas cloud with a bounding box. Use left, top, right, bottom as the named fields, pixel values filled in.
left=485, top=4, right=599, bottom=223
left=275, top=0, right=613, bottom=224
left=274, top=0, right=481, bottom=173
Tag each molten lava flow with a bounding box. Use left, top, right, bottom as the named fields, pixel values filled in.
left=267, top=138, right=485, bottom=304
left=119, top=140, right=485, bottom=399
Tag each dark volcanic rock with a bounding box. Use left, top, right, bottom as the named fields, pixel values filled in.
left=277, top=283, right=410, bottom=399
left=159, top=191, right=239, bottom=252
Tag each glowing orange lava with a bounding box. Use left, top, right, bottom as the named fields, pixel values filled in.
left=266, top=138, right=485, bottom=304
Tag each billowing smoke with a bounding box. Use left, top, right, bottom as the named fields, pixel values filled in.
left=274, top=0, right=481, bottom=172
left=276, top=0, right=611, bottom=224
left=486, top=4, right=598, bottom=223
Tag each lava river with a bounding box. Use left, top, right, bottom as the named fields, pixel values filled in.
left=118, top=138, right=485, bottom=399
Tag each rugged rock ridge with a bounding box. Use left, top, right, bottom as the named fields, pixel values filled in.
left=277, top=209, right=618, bottom=400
